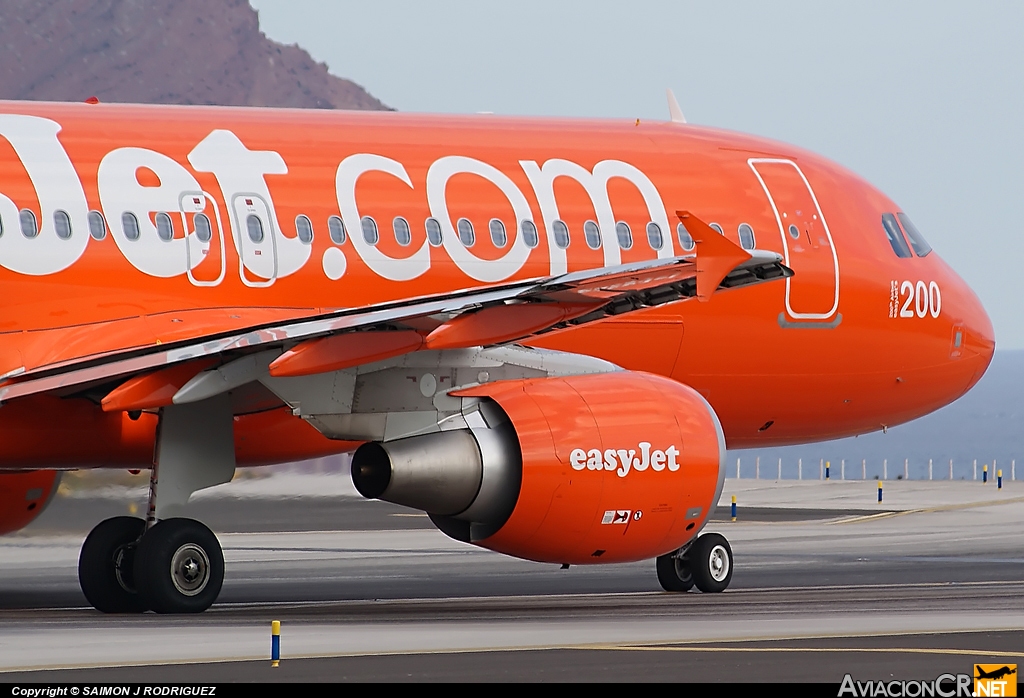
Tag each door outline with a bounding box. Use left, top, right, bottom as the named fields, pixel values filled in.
left=178, top=191, right=227, bottom=287
left=230, top=192, right=279, bottom=288
left=748, top=158, right=840, bottom=320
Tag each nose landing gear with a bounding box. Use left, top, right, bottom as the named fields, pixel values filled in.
left=656, top=532, right=733, bottom=593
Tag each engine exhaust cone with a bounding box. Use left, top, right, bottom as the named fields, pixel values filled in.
left=351, top=442, right=392, bottom=499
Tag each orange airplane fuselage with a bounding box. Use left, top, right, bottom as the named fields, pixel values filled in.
left=0, top=101, right=994, bottom=470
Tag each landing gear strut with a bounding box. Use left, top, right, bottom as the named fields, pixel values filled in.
left=78, top=394, right=235, bottom=614
left=657, top=532, right=733, bottom=593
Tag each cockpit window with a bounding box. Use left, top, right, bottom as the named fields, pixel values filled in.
left=896, top=213, right=932, bottom=257
left=881, top=213, right=912, bottom=258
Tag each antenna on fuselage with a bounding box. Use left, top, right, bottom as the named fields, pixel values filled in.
left=666, top=89, right=686, bottom=124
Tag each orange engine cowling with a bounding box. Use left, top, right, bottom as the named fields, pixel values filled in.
left=0, top=470, right=61, bottom=535
left=352, top=372, right=725, bottom=565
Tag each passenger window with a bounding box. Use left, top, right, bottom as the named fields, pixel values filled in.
left=246, top=214, right=264, bottom=243
left=710, top=222, right=724, bottom=235
left=584, top=220, right=601, bottom=250
left=295, top=215, right=314, bottom=244
left=489, top=218, right=507, bottom=248
left=361, top=216, right=379, bottom=245
left=20, top=209, right=38, bottom=238
left=393, top=217, right=411, bottom=246
left=54, top=210, right=72, bottom=240
left=88, top=211, right=106, bottom=240
left=676, top=222, right=695, bottom=251
left=521, top=220, right=539, bottom=248
left=552, top=220, right=570, bottom=249
left=194, top=213, right=212, bottom=243
left=646, top=222, right=663, bottom=250
left=615, top=221, right=632, bottom=250
left=881, top=213, right=912, bottom=258
left=787, top=224, right=800, bottom=240
left=328, top=215, right=346, bottom=244
left=121, top=212, right=140, bottom=241
left=896, top=213, right=932, bottom=257
left=155, top=212, right=173, bottom=242
left=425, top=217, right=442, bottom=246
left=457, top=218, right=475, bottom=247
left=738, top=223, right=756, bottom=250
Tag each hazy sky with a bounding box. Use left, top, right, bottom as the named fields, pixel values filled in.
left=251, top=1, right=1024, bottom=348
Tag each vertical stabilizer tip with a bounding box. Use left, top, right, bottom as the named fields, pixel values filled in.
left=667, top=89, right=686, bottom=124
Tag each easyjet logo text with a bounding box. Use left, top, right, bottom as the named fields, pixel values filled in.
left=569, top=442, right=679, bottom=478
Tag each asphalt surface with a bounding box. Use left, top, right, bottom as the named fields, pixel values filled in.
left=5, top=630, right=1020, bottom=683
left=0, top=480, right=1021, bottom=682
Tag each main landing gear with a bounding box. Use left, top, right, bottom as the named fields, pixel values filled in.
left=78, top=395, right=236, bottom=614
left=656, top=532, right=733, bottom=593
left=79, top=516, right=224, bottom=613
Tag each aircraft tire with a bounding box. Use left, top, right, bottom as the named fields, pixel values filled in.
left=78, top=516, right=148, bottom=613
left=656, top=550, right=695, bottom=591
left=690, top=533, right=733, bottom=593
left=134, top=518, right=224, bottom=614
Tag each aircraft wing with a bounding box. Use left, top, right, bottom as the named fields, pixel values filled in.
left=0, top=213, right=790, bottom=406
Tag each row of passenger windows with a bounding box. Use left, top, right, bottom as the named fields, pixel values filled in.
left=319, top=214, right=723, bottom=253
left=881, top=213, right=932, bottom=258
left=0, top=209, right=761, bottom=255
left=3, top=209, right=111, bottom=240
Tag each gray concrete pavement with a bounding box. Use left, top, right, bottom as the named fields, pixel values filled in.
left=0, top=476, right=1021, bottom=681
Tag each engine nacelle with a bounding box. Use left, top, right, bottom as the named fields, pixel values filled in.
left=0, top=470, right=61, bottom=535
left=352, top=400, right=522, bottom=539
left=352, top=371, right=725, bottom=565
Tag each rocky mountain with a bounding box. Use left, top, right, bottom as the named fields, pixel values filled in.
left=0, top=0, right=389, bottom=110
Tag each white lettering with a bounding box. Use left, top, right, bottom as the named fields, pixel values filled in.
left=615, top=449, right=635, bottom=475
left=568, top=443, right=684, bottom=477
left=337, top=153, right=429, bottom=282
left=838, top=674, right=858, bottom=697
left=651, top=449, right=666, bottom=471
left=935, top=675, right=956, bottom=698
left=0, top=115, right=89, bottom=275
left=98, top=147, right=206, bottom=278
left=635, top=442, right=651, bottom=472
left=666, top=445, right=680, bottom=472
left=617, top=452, right=631, bottom=477
left=602, top=449, right=617, bottom=471
left=189, top=129, right=310, bottom=282
left=520, top=158, right=675, bottom=275
left=426, top=155, right=533, bottom=282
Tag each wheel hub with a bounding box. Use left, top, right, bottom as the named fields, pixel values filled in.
left=170, top=543, right=210, bottom=596
left=709, top=545, right=729, bottom=582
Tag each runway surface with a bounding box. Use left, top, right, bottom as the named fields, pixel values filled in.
left=1, top=478, right=1022, bottom=682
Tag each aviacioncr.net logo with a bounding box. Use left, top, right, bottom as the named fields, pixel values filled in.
left=838, top=673, right=973, bottom=697
left=569, top=442, right=679, bottom=478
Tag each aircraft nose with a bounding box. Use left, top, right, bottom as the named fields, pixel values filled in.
left=948, top=271, right=995, bottom=394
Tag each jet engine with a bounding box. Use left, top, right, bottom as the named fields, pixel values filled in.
left=0, top=470, right=62, bottom=535
left=352, top=371, right=725, bottom=565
